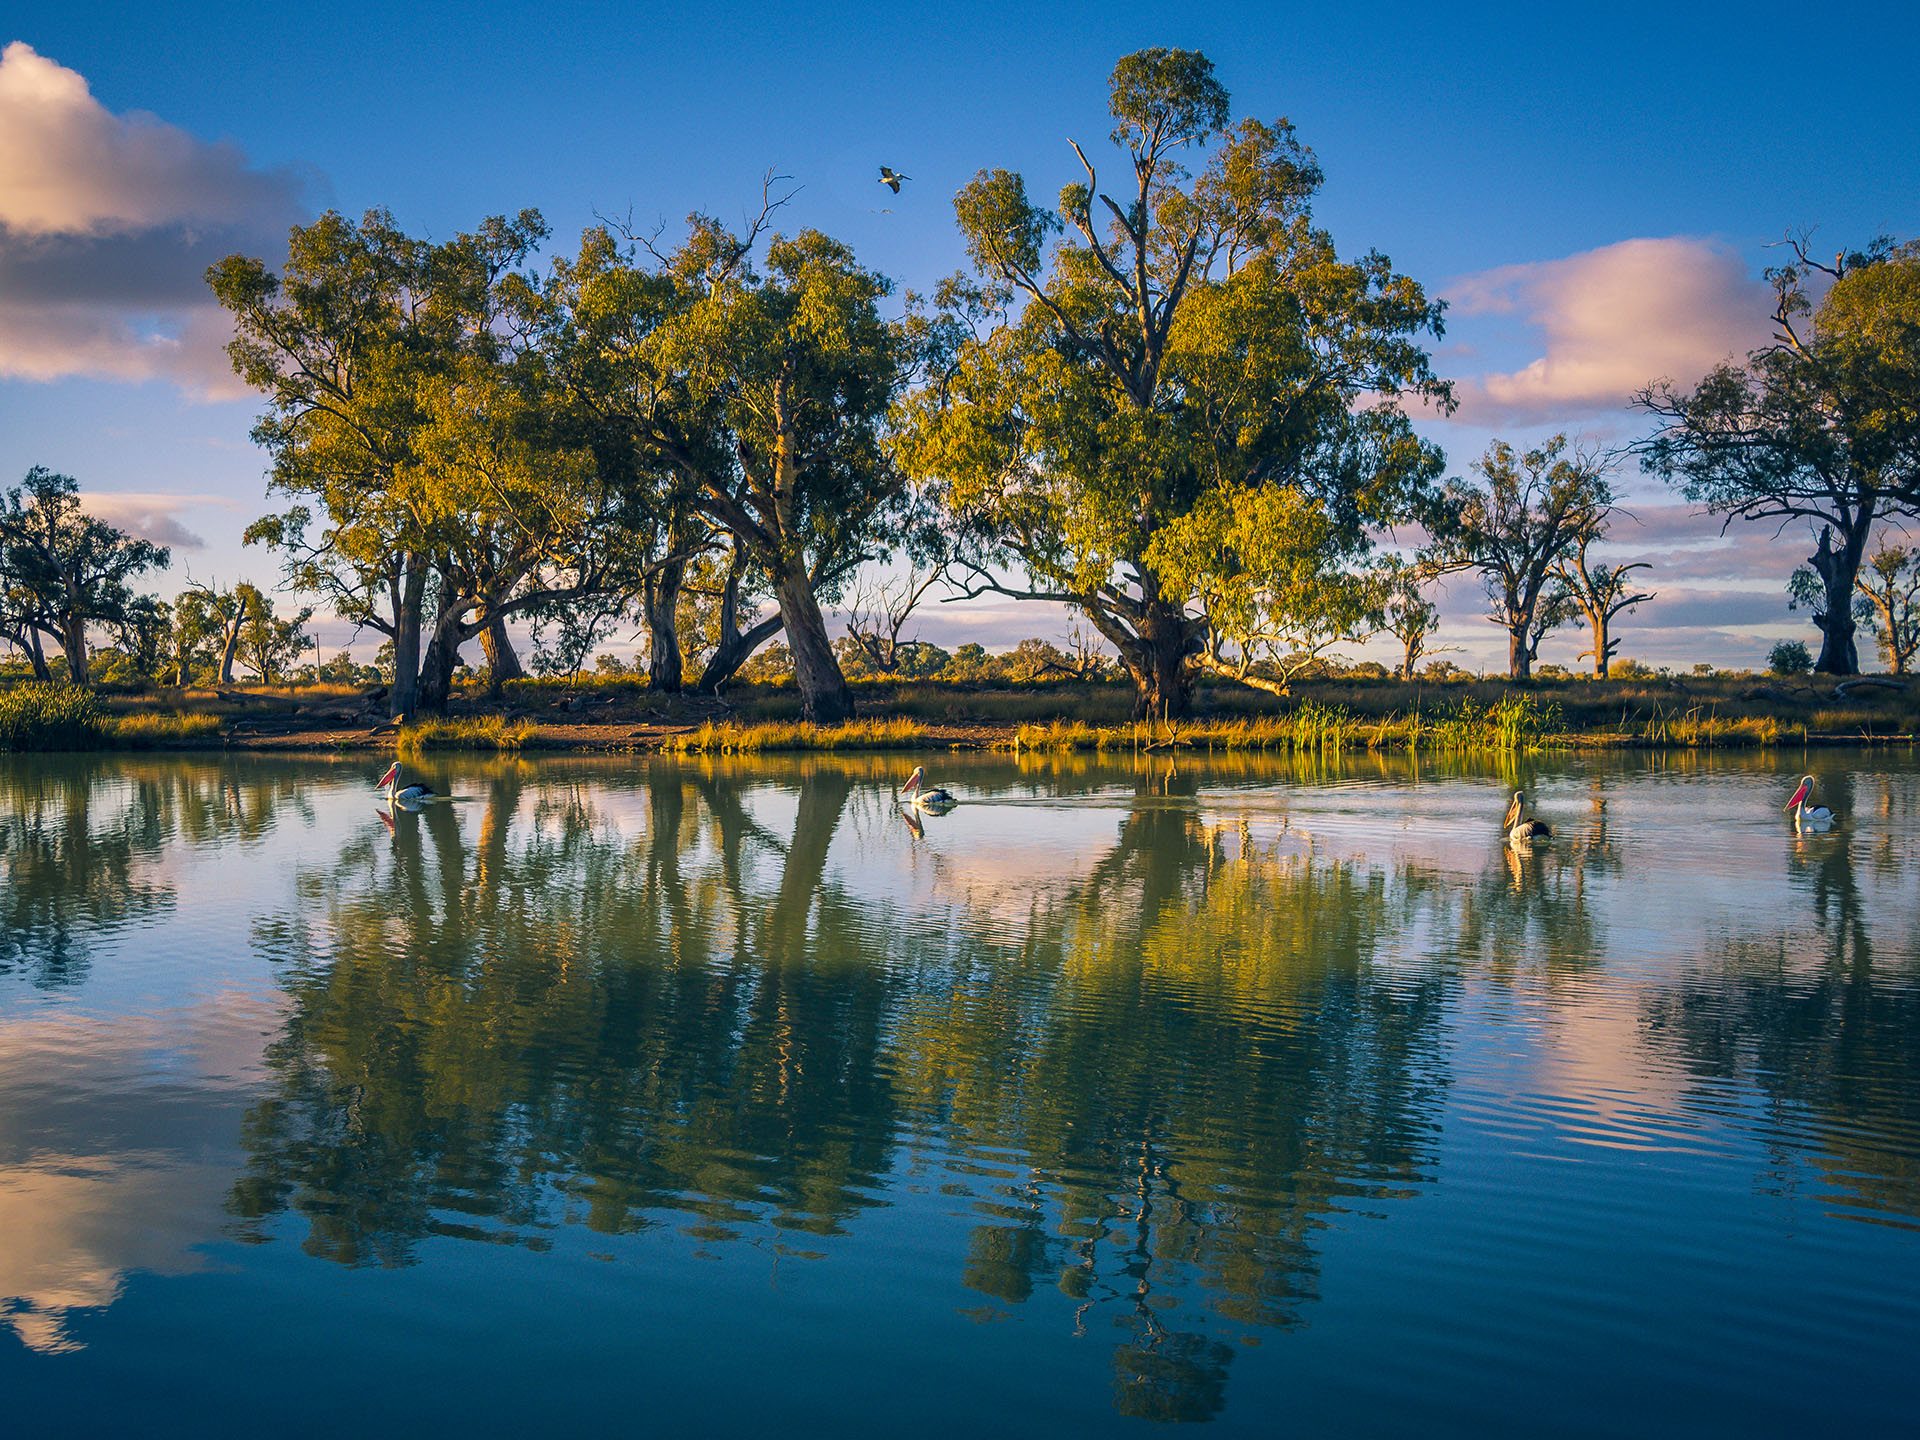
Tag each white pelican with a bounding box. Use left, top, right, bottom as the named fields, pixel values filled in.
left=377, top=760, right=435, bottom=808
left=1784, top=774, right=1835, bottom=832
left=878, top=166, right=911, bottom=193
left=1504, top=789, right=1552, bottom=849
left=900, top=765, right=957, bottom=813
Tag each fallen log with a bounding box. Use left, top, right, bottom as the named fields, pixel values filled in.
left=1830, top=677, right=1906, bottom=700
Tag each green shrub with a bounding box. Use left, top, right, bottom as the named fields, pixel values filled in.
left=1768, top=640, right=1813, bottom=676
left=0, top=684, right=106, bottom=751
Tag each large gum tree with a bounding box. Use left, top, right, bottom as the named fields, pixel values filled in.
left=211, top=208, right=543, bottom=718
left=545, top=212, right=913, bottom=721
left=899, top=48, right=1450, bottom=717
left=1638, top=237, right=1920, bottom=676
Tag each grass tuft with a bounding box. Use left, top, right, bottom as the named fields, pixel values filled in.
left=110, top=711, right=223, bottom=747
left=398, top=716, right=541, bottom=752
left=0, top=684, right=105, bottom=751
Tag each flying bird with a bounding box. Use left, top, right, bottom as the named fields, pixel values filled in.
left=878, top=167, right=910, bottom=194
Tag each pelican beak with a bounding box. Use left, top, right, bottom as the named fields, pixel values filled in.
left=1785, top=779, right=1810, bottom=811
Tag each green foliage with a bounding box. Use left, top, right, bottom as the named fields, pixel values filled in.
left=0, top=683, right=105, bottom=750
left=0, top=468, right=170, bottom=685
left=901, top=47, right=1449, bottom=715
left=1639, top=239, right=1920, bottom=675
left=1853, top=542, right=1920, bottom=674
left=1446, top=436, right=1612, bottom=679
left=1768, top=640, right=1813, bottom=675
left=541, top=212, right=914, bottom=721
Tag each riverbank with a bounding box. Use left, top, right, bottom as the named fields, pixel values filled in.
left=6, top=672, right=1916, bottom=755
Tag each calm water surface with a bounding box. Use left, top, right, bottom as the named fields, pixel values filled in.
left=2, top=751, right=1917, bottom=1435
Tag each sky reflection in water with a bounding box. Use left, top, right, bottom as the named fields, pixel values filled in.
left=1, top=752, right=1916, bottom=1434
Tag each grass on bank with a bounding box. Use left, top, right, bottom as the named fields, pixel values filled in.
left=0, top=683, right=105, bottom=751
left=109, top=711, right=223, bottom=747
left=656, top=717, right=929, bottom=753
left=996, top=694, right=1565, bottom=754
left=397, top=716, right=541, bottom=752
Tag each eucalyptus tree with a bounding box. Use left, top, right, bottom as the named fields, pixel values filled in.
left=171, top=581, right=254, bottom=684
left=0, top=467, right=170, bottom=685
left=401, top=356, right=659, bottom=712
left=544, top=213, right=915, bottom=721
left=1793, top=540, right=1920, bottom=675
left=1554, top=533, right=1654, bottom=679
left=1854, top=543, right=1920, bottom=674
left=235, top=584, right=314, bottom=684
left=1447, top=437, right=1612, bottom=681
left=899, top=48, right=1450, bottom=717
left=212, top=207, right=555, bottom=716
left=1378, top=558, right=1443, bottom=681
left=1637, top=237, right=1920, bottom=675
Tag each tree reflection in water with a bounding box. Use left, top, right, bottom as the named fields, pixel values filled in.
left=0, top=758, right=315, bottom=988
left=228, top=759, right=1458, bottom=1421
left=1640, top=785, right=1920, bottom=1227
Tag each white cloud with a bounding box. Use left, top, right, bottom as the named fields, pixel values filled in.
left=0, top=42, right=310, bottom=397
left=1445, top=237, right=1775, bottom=424
left=79, top=491, right=221, bottom=550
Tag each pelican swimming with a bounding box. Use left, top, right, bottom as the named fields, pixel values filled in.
left=1504, top=789, right=1552, bottom=849
left=377, top=760, right=435, bottom=808
left=900, top=765, right=956, bottom=813
left=1784, top=774, right=1835, bottom=833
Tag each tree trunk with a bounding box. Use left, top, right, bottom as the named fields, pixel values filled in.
left=1808, top=525, right=1865, bottom=676
left=644, top=556, right=687, bottom=693
left=217, top=623, right=241, bottom=685
left=1130, top=600, right=1195, bottom=719
left=60, top=611, right=89, bottom=687
left=388, top=568, right=428, bottom=721
left=774, top=558, right=853, bottom=723
left=24, top=630, right=52, bottom=683
left=416, top=610, right=467, bottom=716
left=698, top=613, right=783, bottom=694
left=1507, top=624, right=1533, bottom=682
left=697, top=552, right=782, bottom=694
left=479, top=614, right=524, bottom=696
left=1591, top=617, right=1609, bottom=678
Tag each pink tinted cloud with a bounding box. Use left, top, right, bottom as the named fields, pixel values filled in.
left=1446, top=237, right=1775, bottom=425
left=0, top=43, right=309, bottom=397
left=79, top=491, right=220, bottom=550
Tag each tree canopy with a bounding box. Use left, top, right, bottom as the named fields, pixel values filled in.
left=538, top=210, right=916, bottom=720
left=0, top=468, right=170, bottom=685
left=1445, top=437, right=1614, bottom=681
left=1638, top=238, right=1920, bottom=675
left=900, top=47, right=1450, bottom=716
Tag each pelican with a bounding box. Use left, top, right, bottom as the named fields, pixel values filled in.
left=1784, top=774, right=1835, bottom=832
left=1504, top=789, right=1552, bottom=849
left=377, top=760, right=435, bottom=808
left=878, top=166, right=910, bottom=193
left=900, top=765, right=956, bottom=813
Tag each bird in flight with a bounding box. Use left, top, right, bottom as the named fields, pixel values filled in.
left=878, top=166, right=910, bottom=193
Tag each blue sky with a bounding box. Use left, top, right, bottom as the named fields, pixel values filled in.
left=3, top=1, right=1918, bottom=668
